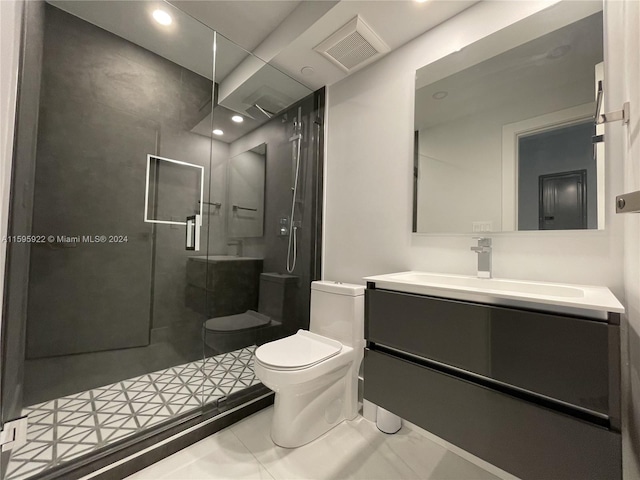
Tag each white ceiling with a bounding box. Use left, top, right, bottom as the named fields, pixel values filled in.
left=46, top=0, right=483, bottom=142
left=49, top=1, right=480, bottom=90
left=170, top=1, right=302, bottom=52
left=166, top=0, right=479, bottom=90
left=269, top=0, right=478, bottom=89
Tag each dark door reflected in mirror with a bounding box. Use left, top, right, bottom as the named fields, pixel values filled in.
left=517, top=121, right=595, bottom=230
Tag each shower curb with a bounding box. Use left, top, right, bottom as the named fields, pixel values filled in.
left=25, top=389, right=273, bottom=480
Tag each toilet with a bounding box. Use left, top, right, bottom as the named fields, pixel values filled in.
left=253, top=280, right=365, bottom=448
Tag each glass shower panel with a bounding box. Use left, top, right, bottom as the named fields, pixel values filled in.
left=2, top=2, right=215, bottom=479
left=198, top=33, right=321, bottom=407
left=2, top=2, right=326, bottom=477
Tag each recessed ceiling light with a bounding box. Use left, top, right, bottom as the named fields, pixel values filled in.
left=415, top=0, right=429, bottom=3
left=212, top=129, right=223, bottom=136
left=152, top=9, right=172, bottom=26
left=231, top=115, right=243, bottom=123
left=432, top=91, right=448, bottom=100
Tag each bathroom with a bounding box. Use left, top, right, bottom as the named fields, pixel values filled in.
left=1, top=0, right=639, bottom=479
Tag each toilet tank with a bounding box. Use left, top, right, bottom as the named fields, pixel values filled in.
left=309, top=281, right=365, bottom=348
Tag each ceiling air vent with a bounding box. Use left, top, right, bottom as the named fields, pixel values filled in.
left=314, top=16, right=389, bottom=73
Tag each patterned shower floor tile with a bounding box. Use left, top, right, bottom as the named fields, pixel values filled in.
left=5, top=346, right=260, bottom=480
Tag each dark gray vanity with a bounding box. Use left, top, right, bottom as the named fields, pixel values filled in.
left=364, top=279, right=622, bottom=480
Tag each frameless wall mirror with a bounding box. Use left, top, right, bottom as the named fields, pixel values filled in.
left=227, top=143, right=266, bottom=238
left=413, top=1, right=604, bottom=234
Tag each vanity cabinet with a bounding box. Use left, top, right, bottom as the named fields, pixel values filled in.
left=364, top=286, right=621, bottom=480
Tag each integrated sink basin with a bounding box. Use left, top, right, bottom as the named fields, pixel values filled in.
left=364, top=271, right=624, bottom=320
left=389, top=272, right=584, bottom=297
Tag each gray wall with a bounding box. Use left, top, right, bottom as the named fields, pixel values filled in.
left=518, top=121, right=597, bottom=230
left=27, top=4, right=215, bottom=358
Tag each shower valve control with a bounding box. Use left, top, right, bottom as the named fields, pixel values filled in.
left=279, top=216, right=289, bottom=236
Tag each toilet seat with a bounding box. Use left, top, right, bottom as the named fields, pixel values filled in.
left=255, top=330, right=342, bottom=371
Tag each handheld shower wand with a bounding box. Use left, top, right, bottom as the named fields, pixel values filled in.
left=287, top=107, right=303, bottom=273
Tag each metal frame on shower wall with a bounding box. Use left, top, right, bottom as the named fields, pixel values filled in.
left=310, top=88, right=326, bottom=282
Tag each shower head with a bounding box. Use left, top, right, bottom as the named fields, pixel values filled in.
left=253, top=104, right=274, bottom=119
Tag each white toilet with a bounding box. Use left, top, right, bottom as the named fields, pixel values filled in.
left=253, top=280, right=365, bottom=448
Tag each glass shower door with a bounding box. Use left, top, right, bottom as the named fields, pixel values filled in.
left=1, top=1, right=325, bottom=478
left=196, top=32, right=320, bottom=411
left=1, top=2, right=215, bottom=478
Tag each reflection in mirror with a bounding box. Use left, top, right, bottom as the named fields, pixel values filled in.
left=413, top=4, right=604, bottom=234
left=228, top=144, right=266, bottom=238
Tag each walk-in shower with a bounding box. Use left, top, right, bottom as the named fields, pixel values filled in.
left=0, top=2, right=324, bottom=479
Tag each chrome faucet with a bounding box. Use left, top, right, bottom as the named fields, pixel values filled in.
left=470, top=237, right=492, bottom=279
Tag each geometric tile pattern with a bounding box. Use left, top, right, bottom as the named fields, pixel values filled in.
left=5, top=346, right=259, bottom=480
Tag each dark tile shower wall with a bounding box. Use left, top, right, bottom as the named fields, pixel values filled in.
left=228, top=91, right=324, bottom=335
left=26, top=4, right=214, bottom=360
left=148, top=134, right=229, bottom=335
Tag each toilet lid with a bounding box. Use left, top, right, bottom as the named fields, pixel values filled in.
left=255, top=330, right=342, bottom=370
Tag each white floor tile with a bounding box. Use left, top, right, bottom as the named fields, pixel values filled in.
left=229, top=408, right=276, bottom=455
left=127, top=429, right=273, bottom=480
left=231, top=408, right=419, bottom=480
left=128, top=406, right=507, bottom=480
left=349, top=419, right=499, bottom=479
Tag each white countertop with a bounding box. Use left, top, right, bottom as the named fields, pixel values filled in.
left=364, top=271, right=624, bottom=320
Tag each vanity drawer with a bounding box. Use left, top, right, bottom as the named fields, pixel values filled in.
left=365, top=289, right=617, bottom=417
left=364, top=349, right=621, bottom=480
